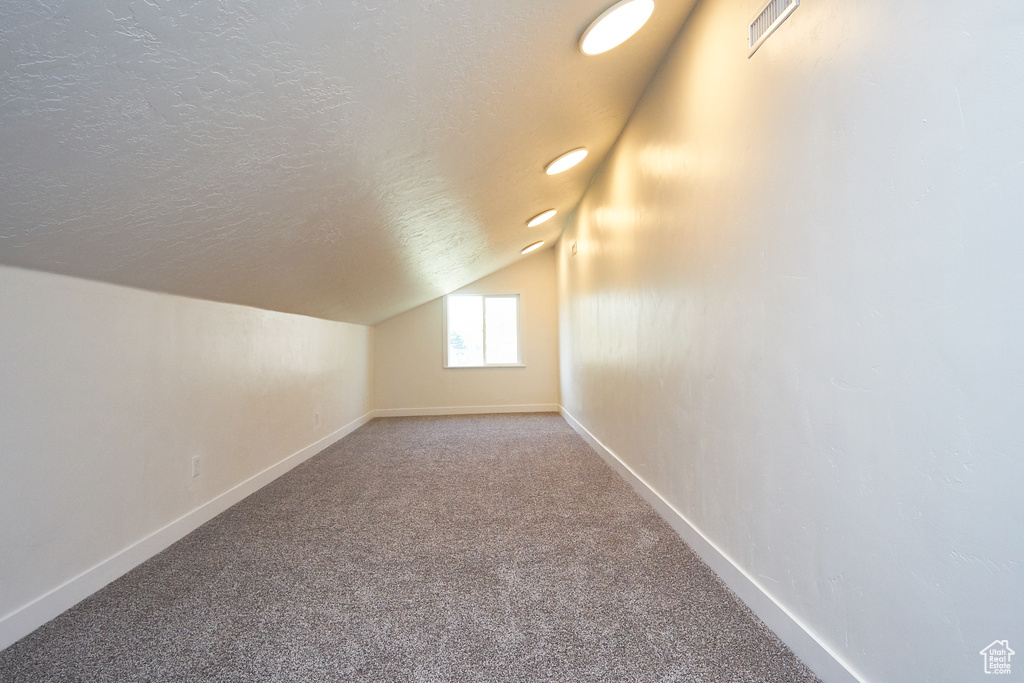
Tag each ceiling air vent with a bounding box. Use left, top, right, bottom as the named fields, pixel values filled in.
left=748, top=0, right=798, bottom=57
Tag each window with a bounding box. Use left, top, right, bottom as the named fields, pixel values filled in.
left=444, top=294, right=522, bottom=367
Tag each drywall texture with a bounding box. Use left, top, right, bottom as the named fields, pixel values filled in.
left=557, top=1, right=1024, bottom=681
left=375, top=248, right=558, bottom=413
left=0, top=266, right=372, bottom=632
left=0, top=0, right=696, bottom=325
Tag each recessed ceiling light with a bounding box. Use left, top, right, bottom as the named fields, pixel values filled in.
left=527, top=209, right=557, bottom=227
left=521, top=240, right=545, bottom=254
left=545, top=148, right=588, bottom=175
left=579, top=0, right=655, bottom=55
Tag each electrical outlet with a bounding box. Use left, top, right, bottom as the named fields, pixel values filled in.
left=191, top=456, right=200, bottom=478
left=314, top=411, right=320, bottom=427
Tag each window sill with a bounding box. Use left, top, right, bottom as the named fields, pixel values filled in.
left=444, top=363, right=527, bottom=369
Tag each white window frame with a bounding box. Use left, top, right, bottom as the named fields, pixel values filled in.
left=442, top=293, right=524, bottom=368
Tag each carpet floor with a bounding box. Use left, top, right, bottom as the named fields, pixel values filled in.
left=0, top=414, right=820, bottom=682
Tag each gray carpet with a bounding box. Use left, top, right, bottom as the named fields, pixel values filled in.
left=0, top=414, right=820, bottom=682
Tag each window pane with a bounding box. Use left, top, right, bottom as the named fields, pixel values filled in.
left=485, top=297, right=519, bottom=364
left=447, top=296, right=483, bottom=366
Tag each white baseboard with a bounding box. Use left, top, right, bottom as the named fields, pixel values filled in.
left=373, top=404, right=559, bottom=417
left=558, top=407, right=866, bottom=683
left=0, top=410, right=374, bottom=652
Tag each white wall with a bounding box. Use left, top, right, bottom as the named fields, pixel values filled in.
left=374, top=248, right=558, bottom=414
left=0, top=266, right=373, bottom=649
left=558, top=1, right=1024, bottom=681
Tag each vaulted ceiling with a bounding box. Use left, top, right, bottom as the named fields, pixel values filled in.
left=0, top=0, right=696, bottom=324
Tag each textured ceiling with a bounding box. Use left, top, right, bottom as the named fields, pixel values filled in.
left=0, top=0, right=696, bottom=324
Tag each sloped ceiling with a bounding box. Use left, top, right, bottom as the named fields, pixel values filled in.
left=0, top=0, right=696, bottom=325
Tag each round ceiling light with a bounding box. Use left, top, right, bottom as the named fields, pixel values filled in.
left=521, top=240, right=545, bottom=255
left=545, top=148, right=588, bottom=175
left=579, top=0, right=655, bottom=55
left=527, top=209, right=558, bottom=227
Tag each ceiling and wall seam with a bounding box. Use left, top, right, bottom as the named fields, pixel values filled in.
left=0, top=0, right=699, bottom=326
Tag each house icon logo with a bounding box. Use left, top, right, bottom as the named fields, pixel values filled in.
left=980, top=640, right=1014, bottom=674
